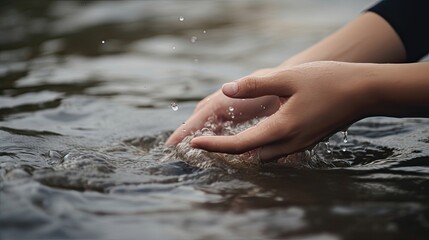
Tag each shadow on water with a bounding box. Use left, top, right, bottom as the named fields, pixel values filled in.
left=1, top=0, right=429, bottom=239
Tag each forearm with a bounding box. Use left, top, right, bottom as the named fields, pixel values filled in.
left=362, top=62, right=429, bottom=118
left=280, top=12, right=406, bottom=67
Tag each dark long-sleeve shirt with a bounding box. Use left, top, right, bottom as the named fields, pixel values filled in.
left=368, top=0, right=429, bottom=62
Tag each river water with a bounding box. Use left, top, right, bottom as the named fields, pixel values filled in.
left=1, top=0, right=429, bottom=239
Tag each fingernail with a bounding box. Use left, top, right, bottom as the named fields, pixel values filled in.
left=222, top=82, right=238, bottom=96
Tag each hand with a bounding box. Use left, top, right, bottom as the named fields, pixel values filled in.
left=166, top=68, right=282, bottom=145
left=190, top=61, right=373, bottom=162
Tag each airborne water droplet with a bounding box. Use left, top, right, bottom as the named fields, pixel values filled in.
left=101, top=40, right=105, bottom=44
left=179, top=16, right=184, bottom=22
left=170, top=102, right=179, bottom=111
left=191, top=36, right=197, bottom=43
left=172, top=46, right=176, bottom=50
left=203, top=30, right=207, bottom=34
left=228, top=106, right=234, bottom=112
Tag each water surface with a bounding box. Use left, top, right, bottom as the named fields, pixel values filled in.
left=1, top=1, right=429, bottom=239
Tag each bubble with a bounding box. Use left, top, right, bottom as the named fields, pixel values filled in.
left=179, top=16, right=184, bottom=22
left=170, top=102, right=179, bottom=111
left=190, top=36, right=197, bottom=43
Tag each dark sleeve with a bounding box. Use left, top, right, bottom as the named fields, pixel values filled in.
left=367, top=0, right=429, bottom=62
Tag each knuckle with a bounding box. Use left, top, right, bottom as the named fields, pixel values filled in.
left=242, top=77, right=259, bottom=93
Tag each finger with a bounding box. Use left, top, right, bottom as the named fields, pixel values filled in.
left=222, top=74, right=292, bottom=99
left=190, top=114, right=287, bottom=154
left=165, top=107, right=214, bottom=145
left=257, top=137, right=323, bottom=163
left=258, top=141, right=292, bottom=163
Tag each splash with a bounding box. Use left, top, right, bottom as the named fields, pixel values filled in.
left=165, top=116, right=334, bottom=170
left=170, top=102, right=179, bottom=111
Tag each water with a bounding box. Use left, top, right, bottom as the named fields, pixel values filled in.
left=170, top=102, right=179, bottom=111
left=1, top=0, right=429, bottom=239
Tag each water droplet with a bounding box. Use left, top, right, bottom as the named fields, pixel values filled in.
left=179, top=16, right=184, bottom=22
left=324, top=140, right=332, bottom=154
left=342, top=130, right=348, bottom=143
left=260, top=105, right=266, bottom=110
left=170, top=102, right=179, bottom=111
left=227, top=106, right=235, bottom=120
left=342, top=147, right=347, bottom=152
left=190, top=36, right=197, bottom=43
left=172, top=46, right=176, bottom=50
left=194, top=58, right=199, bottom=62
left=203, top=30, right=207, bottom=34
left=101, top=40, right=105, bottom=44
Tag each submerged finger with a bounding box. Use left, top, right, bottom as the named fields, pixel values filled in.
left=257, top=141, right=292, bottom=163
left=190, top=114, right=286, bottom=154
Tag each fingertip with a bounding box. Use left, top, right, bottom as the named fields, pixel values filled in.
left=222, top=82, right=238, bottom=97
left=166, top=128, right=187, bottom=146
left=190, top=137, right=203, bottom=149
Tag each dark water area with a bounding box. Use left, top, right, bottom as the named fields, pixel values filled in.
left=1, top=1, right=429, bottom=239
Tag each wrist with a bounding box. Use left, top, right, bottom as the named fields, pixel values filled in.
left=355, top=63, right=429, bottom=118
left=346, top=63, right=381, bottom=119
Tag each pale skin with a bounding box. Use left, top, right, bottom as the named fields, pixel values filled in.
left=166, top=12, right=429, bottom=162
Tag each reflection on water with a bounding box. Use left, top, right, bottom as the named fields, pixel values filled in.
left=1, top=0, right=429, bottom=239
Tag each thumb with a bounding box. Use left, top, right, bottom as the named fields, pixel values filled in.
left=222, top=75, right=291, bottom=99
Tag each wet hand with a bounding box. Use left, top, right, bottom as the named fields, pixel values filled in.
left=166, top=68, right=282, bottom=145
left=190, top=61, right=372, bottom=162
